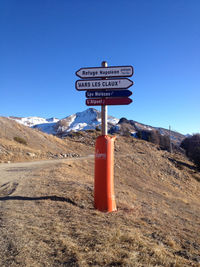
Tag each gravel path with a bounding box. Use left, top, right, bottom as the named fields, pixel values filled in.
left=0, top=155, right=94, bottom=185
left=0, top=156, right=94, bottom=267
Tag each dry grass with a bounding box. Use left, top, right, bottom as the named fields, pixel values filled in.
left=0, top=117, right=93, bottom=163
left=0, top=135, right=200, bottom=266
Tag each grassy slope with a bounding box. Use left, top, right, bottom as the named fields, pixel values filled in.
left=0, top=117, right=93, bottom=162
left=0, top=135, right=199, bottom=266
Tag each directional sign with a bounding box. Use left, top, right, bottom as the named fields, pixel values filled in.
left=86, top=98, right=132, bottom=106
left=76, top=78, right=133, bottom=91
left=76, top=65, right=134, bottom=79
left=86, top=90, right=132, bottom=98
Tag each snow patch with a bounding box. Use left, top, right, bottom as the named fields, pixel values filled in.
left=10, top=108, right=119, bottom=135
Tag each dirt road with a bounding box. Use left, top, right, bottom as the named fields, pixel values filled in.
left=0, top=156, right=94, bottom=186
left=0, top=156, right=94, bottom=267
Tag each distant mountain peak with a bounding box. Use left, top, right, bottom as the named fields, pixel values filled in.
left=9, top=109, right=186, bottom=144
left=56, top=108, right=118, bottom=135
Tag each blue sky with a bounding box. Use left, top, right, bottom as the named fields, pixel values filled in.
left=0, top=0, right=200, bottom=134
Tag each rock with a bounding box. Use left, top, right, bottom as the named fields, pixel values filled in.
left=26, top=152, right=36, bottom=157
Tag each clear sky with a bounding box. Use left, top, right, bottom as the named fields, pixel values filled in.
left=0, top=0, right=200, bottom=135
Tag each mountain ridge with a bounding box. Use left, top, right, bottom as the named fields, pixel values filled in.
left=9, top=108, right=186, bottom=144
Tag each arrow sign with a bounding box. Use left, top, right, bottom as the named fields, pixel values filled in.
left=76, top=78, right=133, bottom=91
left=86, top=90, right=132, bottom=98
left=86, top=98, right=132, bottom=106
left=76, top=65, right=134, bottom=79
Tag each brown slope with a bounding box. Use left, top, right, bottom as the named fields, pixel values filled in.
left=0, top=117, right=93, bottom=162
left=0, top=135, right=199, bottom=266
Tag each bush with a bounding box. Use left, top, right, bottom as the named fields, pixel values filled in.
left=180, top=134, right=200, bottom=169
left=136, top=130, right=143, bottom=139
left=122, top=129, right=131, bottom=137
left=95, top=126, right=101, bottom=132
left=149, top=131, right=160, bottom=145
left=136, top=130, right=171, bottom=151
left=13, top=136, right=27, bottom=145
left=68, top=131, right=84, bottom=137
left=86, top=129, right=95, bottom=133
left=159, top=134, right=170, bottom=151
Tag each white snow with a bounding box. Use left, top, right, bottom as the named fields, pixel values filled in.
left=108, top=117, right=119, bottom=125
left=61, top=108, right=119, bottom=133
left=131, top=131, right=137, bottom=137
left=33, top=123, right=56, bottom=135
left=10, top=108, right=119, bottom=135
left=70, top=123, right=88, bottom=131
left=10, top=116, right=59, bottom=127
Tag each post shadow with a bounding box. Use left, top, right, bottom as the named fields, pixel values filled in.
left=0, top=195, right=82, bottom=208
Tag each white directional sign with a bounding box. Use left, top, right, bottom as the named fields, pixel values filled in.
left=76, top=66, right=134, bottom=79
left=75, top=78, right=133, bottom=91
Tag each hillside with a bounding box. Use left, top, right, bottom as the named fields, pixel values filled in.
left=0, top=126, right=200, bottom=266
left=110, top=117, right=185, bottom=145
left=0, top=117, right=93, bottom=163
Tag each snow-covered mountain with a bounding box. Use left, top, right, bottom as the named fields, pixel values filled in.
left=9, top=116, right=59, bottom=135
left=9, top=116, right=59, bottom=127
left=55, top=108, right=118, bottom=135
left=9, top=108, right=186, bottom=144
left=9, top=108, right=119, bottom=136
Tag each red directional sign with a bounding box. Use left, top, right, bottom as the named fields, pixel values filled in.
left=86, top=98, right=132, bottom=106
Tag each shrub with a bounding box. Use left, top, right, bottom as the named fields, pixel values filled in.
left=68, top=131, right=84, bottom=137
left=159, top=134, right=170, bottom=151
left=136, top=130, right=171, bottom=152
left=149, top=131, right=160, bottom=145
left=136, top=130, right=143, bottom=139
left=122, top=129, right=131, bottom=137
left=13, top=136, right=27, bottom=145
left=86, top=129, right=95, bottom=133
left=180, top=134, right=200, bottom=169
left=95, top=126, right=101, bottom=132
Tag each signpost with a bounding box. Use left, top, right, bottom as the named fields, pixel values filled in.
left=86, top=98, right=132, bottom=106
left=86, top=90, right=132, bottom=98
left=75, top=62, right=134, bottom=213
left=76, top=65, right=134, bottom=79
left=75, top=78, right=133, bottom=91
